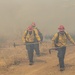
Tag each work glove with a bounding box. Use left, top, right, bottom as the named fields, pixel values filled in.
left=73, top=42, right=75, bottom=46
left=51, top=44, right=55, bottom=48
left=38, top=41, right=42, bottom=44
left=23, top=40, right=26, bottom=44
left=54, top=47, right=58, bottom=50
left=40, top=41, right=42, bottom=44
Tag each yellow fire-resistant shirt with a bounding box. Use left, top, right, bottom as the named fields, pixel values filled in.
left=52, top=31, right=75, bottom=47
left=22, top=29, right=41, bottom=43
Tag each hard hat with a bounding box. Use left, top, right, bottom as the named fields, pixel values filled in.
left=31, top=22, right=36, bottom=27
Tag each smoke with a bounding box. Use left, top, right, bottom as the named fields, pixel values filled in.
left=0, top=0, right=75, bottom=39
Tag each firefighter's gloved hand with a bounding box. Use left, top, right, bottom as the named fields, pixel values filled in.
left=23, top=40, right=26, bottom=44
left=40, top=41, right=42, bottom=44
left=51, top=42, right=55, bottom=48
left=73, top=43, right=75, bottom=46
left=55, top=47, right=58, bottom=50
left=38, top=41, right=42, bottom=44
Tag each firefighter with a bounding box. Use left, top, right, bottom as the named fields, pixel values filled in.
left=51, top=25, right=75, bottom=71
left=22, top=26, right=41, bottom=65
left=31, top=22, right=43, bottom=56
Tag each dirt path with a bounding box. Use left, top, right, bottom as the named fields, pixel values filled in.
left=0, top=43, right=75, bottom=75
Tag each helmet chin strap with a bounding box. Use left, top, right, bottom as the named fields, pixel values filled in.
left=59, top=31, right=65, bottom=35
left=29, top=31, right=32, bottom=34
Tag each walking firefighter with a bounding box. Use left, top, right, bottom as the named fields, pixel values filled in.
left=22, top=25, right=41, bottom=65
left=51, top=25, right=75, bottom=71
left=31, top=22, right=43, bottom=56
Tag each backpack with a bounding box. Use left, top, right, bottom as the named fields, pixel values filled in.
left=25, top=30, right=35, bottom=36
left=25, top=29, right=43, bottom=42
left=54, top=31, right=67, bottom=47
left=36, top=28, right=43, bottom=41
left=25, top=30, right=35, bottom=41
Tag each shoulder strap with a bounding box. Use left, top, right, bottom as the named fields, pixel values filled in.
left=64, top=31, right=68, bottom=38
left=25, top=30, right=28, bottom=36
left=26, top=30, right=35, bottom=36
left=35, top=27, right=39, bottom=32
left=57, top=32, right=59, bottom=39
left=54, top=32, right=59, bottom=44
left=58, top=31, right=68, bottom=38
left=57, top=31, right=68, bottom=42
left=33, top=30, right=36, bottom=36
left=56, top=32, right=59, bottom=40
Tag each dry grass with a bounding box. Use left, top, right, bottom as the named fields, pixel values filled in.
left=0, top=40, right=75, bottom=75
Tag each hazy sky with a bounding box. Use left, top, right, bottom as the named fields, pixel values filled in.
left=0, top=0, right=75, bottom=38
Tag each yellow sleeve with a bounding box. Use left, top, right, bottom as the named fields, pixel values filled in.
left=66, top=32, right=75, bottom=44
left=34, top=28, right=41, bottom=42
left=51, top=33, right=58, bottom=47
left=22, top=31, right=27, bottom=42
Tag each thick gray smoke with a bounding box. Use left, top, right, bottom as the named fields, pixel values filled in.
left=0, top=0, right=75, bottom=39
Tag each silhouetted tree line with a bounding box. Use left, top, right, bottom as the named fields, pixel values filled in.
left=44, top=35, right=53, bottom=40
left=0, top=36, right=7, bottom=43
